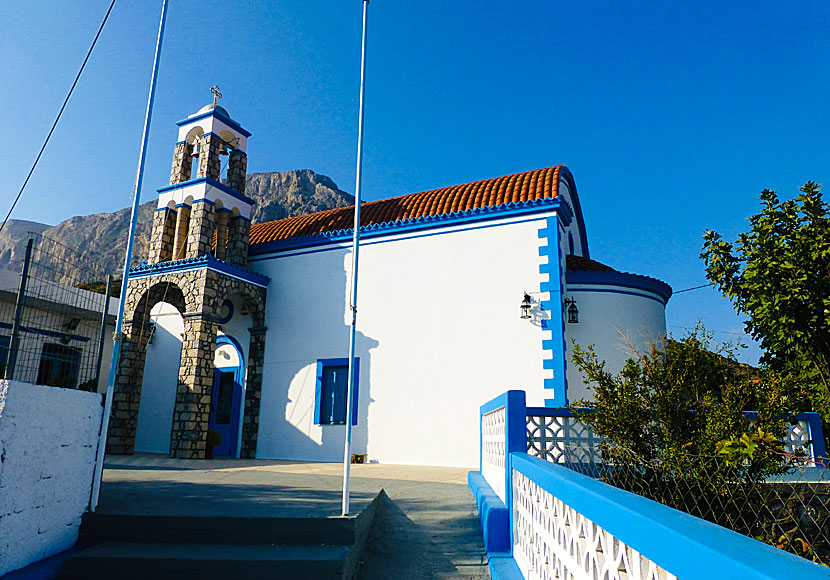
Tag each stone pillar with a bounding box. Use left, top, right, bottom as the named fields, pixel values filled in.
left=106, top=320, right=150, bottom=454
left=226, top=217, right=251, bottom=268
left=215, top=210, right=229, bottom=261
left=148, top=208, right=177, bottom=264
left=241, top=323, right=267, bottom=458
left=227, top=150, right=247, bottom=194
left=169, top=142, right=194, bottom=185
left=186, top=201, right=216, bottom=259
left=172, top=205, right=191, bottom=260
left=196, top=133, right=222, bottom=181
left=169, top=315, right=218, bottom=459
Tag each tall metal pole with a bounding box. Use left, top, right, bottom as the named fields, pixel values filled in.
left=90, top=0, right=169, bottom=512
left=4, top=238, right=34, bottom=380
left=342, top=0, right=369, bottom=517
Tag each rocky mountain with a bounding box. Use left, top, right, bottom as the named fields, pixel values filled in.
left=0, top=170, right=352, bottom=287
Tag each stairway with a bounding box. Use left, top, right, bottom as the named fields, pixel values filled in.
left=56, top=492, right=382, bottom=580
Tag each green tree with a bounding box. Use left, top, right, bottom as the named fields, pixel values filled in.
left=701, top=182, right=830, bottom=418
left=570, top=327, right=804, bottom=479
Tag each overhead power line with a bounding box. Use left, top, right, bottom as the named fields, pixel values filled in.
left=673, top=282, right=714, bottom=294
left=0, top=0, right=117, bottom=237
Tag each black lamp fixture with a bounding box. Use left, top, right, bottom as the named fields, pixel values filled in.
left=564, top=298, right=579, bottom=324
left=520, top=293, right=532, bottom=319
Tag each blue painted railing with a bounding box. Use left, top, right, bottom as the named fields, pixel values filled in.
left=469, top=390, right=830, bottom=580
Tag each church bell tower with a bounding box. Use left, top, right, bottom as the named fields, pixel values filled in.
left=107, top=90, right=269, bottom=460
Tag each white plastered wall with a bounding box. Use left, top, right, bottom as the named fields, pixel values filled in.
left=251, top=212, right=556, bottom=467
left=0, top=380, right=103, bottom=576
left=135, top=295, right=252, bottom=456
left=563, top=284, right=667, bottom=403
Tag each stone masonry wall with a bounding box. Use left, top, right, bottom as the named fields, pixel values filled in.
left=197, top=134, right=222, bottom=181
left=169, top=142, right=193, bottom=185
left=226, top=217, right=251, bottom=268
left=186, top=200, right=216, bottom=259
left=227, top=150, right=247, bottom=194
left=148, top=207, right=176, bottom=264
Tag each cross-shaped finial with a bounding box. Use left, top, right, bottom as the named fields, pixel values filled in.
left=210, top=85, right=223, bottom=106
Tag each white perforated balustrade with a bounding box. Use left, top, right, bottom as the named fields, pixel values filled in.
left=481, top=406, right=507, bottom=502
left=512, top=471, right=677, bottom=580
left=783, top=419, right=818, bottom=460
left=526, top=414, right=604, bottom=466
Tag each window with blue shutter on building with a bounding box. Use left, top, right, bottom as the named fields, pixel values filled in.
left=314, top=358, right=359, bottom=426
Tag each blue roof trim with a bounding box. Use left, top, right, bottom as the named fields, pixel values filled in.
left=176, top=110, right=252, bottom=137
left=249, top=197, right=562, bottom=256
left=128, top=255, right=270, bottom=287
left=157, top=176, right=255, bottom=206
left=566, top=270, right=672, bottom=305
left=558, top=167, right=590, bottom=258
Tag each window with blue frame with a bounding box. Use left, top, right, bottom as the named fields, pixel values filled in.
left=314, top=358, right=359, bottom=426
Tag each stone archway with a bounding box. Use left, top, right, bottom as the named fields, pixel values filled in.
left=107, top=280, right=187, bottom=455
left=107, top=268, right=267, bottom=459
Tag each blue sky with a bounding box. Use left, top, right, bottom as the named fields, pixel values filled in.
left=4, top=1, right=830, bottom=363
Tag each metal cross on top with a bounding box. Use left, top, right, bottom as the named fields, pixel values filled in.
left=210, top=85, right=223, bottom=105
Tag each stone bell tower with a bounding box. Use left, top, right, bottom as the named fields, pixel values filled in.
left=148, top=89, right=253, bottom=267
left=108, top=91, right=269, bottom=459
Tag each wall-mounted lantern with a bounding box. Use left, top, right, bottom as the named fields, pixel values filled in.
left=564, top=298, right=579, bottom=324
left=520, top=293, right=532, bottom=319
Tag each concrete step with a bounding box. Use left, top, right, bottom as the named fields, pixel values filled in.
left=57, top=491, right=384, bottom=580
left=55, top=542, right=351, bottom=580
left=78, top=513, right=358, bottom=546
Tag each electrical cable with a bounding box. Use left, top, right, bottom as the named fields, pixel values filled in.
left=673, top=282, right=714, bottom=294
left=0, top=0, right=117, bottom=237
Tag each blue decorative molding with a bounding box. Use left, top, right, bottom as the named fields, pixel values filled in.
left=176, top=110, right=252, bottom=137
left=538, top=217, right=568, bottom=407
left=128, top=254, right=270, bottom=288
left=566, top=270, right=673, bottom=305
left=250, top=197, right=563, bottom=256
left=157, top=176, right=255, bottom=207
left=313, top=357, right=360, bottom=426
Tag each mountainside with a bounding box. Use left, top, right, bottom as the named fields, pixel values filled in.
left=0, top=170, right=352, bottom=286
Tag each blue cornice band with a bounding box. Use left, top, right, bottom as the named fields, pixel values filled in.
left=176, top=110, right=252, bottom=137
left=157, top=176, right=255, bottom=206
left=566, top=270, right=673, bottom=304
left=129, top=254, right=270, bottom=287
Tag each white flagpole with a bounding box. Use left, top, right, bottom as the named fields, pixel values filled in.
left=342, top=0, right=369, bottom=517
left=90, top=0, right=169, bottom=512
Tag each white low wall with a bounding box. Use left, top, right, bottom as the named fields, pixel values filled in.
left=0, top=380, right=103, bottom=576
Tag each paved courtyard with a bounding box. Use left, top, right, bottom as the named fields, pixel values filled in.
left=97, top=455, right=491, bottom=579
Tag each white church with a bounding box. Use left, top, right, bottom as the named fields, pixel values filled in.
left=106, top=102, right=671, bottom=467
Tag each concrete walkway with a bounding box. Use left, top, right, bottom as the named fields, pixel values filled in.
left=98, top=455, right=491, bottom=579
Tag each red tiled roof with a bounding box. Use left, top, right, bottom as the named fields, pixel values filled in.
left=565, top=254, right=615, bottom=273
left=249, top=165, right=565, bottom=245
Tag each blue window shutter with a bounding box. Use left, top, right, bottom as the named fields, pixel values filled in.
left=314, top=358, right=360, bottom=426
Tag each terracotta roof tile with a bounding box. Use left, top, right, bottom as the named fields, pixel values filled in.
left=565, top=254, right=616, bottom=273
left=249, top=165, right=565, bottom=246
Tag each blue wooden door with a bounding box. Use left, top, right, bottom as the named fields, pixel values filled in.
left=208, top=368, right=242, bottom=456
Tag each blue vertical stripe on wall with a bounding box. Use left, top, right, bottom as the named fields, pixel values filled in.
left=537, top=215, right=568, bottom=407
